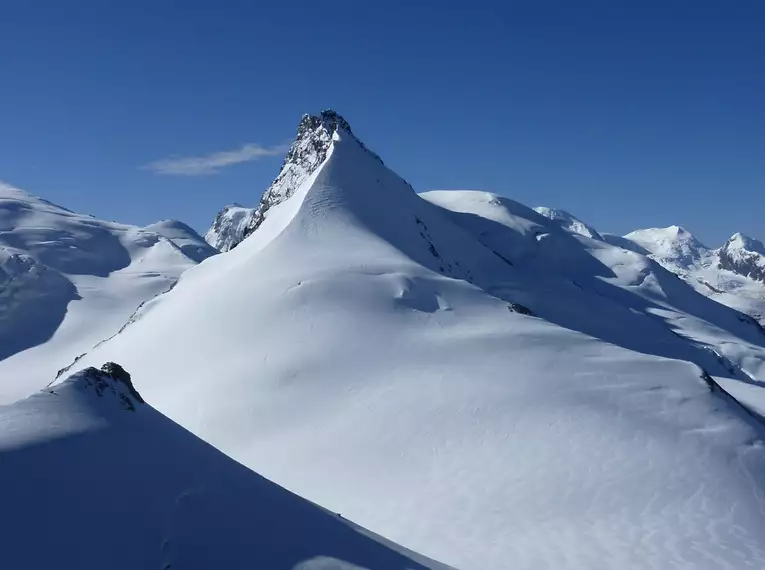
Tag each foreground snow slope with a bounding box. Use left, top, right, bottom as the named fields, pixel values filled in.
left=0, top=182, right=216, bottom=401
left=73, top=113, right=765, bottom=569
left=0, top=364, right=444, bottom=570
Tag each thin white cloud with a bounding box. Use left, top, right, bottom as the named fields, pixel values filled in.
left=142, top=143, right=289, bottom=176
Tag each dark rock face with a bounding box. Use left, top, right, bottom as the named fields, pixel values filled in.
left=240, top=110, right=374, bottom=243
left=700, top=369, right=718, bottom=392
left=296, top=109, right=353, bottom=141
left=718, top=248, right=761, bottom=281
left=204, top=204, right=254, bottom=252
left=718, top=234, right=765, bottom=283
left=206, top=110, right=381, bottom=251
left=507, top=303, right=534, bottom=316
left=98, top=362, right=145, bottom=404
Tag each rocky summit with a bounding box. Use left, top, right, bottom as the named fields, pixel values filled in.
left=718, top=233, right=765, bottom=283
left=205, top=110, right=381, bottom=251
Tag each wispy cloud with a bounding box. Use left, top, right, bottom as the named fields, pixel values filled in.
left=142, top=143, right=289, bottom=176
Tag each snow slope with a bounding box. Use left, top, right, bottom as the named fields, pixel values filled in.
left=0, top=248, right=78, bottom=360
left=0, top=363, right=446, bottom=570
left=428, top=192, right=765, bottom=408
left=0, top=182, right=216, bottom=401
left=71, top=113, right=765, bottom=569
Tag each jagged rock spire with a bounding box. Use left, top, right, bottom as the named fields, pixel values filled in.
left=205, top=110, right=380, bottom=251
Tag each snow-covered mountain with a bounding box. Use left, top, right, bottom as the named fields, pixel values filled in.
left=623, top=225, right=709, bottom=268
left=59, top=111, right=765, bottom=569
left=205, top=110, right=382, bottom=251
left=719, top=232, right=765, bottom=283
left=146, top=218, right=219, bottom=263
left=606, top=224, right=765, bottom=326
left=534, top=206, right=604, bottom=241
left=204, top=203, right=254, bottom=251
left=0, top=182, right=216, bottom=401
left=0, top=363, right=446, bottom=570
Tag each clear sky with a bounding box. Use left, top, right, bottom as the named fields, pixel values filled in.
left=1, top=1, right=762, bottom=246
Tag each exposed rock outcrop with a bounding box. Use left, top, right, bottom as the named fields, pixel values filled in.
left=718, top=233, right=765, bottom=283
left=205, top=110, right=381, bottom=251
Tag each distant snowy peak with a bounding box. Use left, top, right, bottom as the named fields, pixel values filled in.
left=612, top=225, right=765, bottom=326
left=534, top=206, right=603, bottom=240
left=621, top=226, right=765, bottom=283
left=0, top=180, right=76, bottom=222
left=145, top=218, right=209, bottom=243
left=204, top=204, right=254, bottom=251
left=623, top=225, right=709, bottom=268
left=723, top=232, right=765, bottom=256
left=207, top=110, right=382, bottom=251
left=143, top=218, right=217, bottom=263
left=718, top=232, right=765, bottom=282
left=1, top=181, right=215, bottom=268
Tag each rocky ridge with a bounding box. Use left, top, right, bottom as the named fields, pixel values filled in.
left=205, top=110, right=381, bottom=251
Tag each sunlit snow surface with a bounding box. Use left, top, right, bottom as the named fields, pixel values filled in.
left=62, top=132, right=765, bottom=569
left=0, top=182, right=216, bottom=400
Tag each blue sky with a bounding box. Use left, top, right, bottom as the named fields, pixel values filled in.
left=0, top=0, right=762, bottom=245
